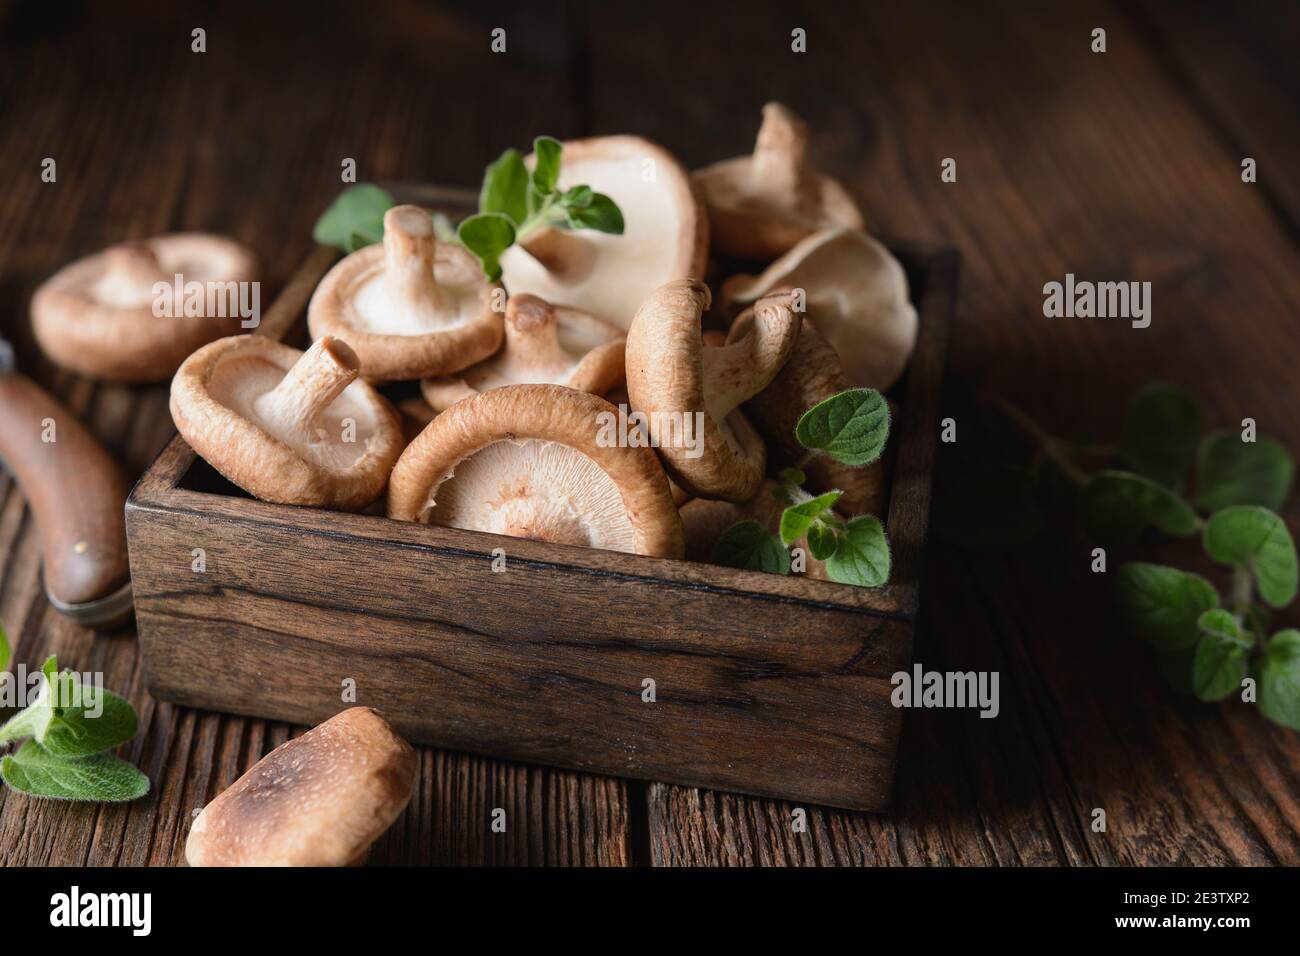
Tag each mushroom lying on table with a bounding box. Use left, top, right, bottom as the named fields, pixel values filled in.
left=421, top=293, right=624, bottom=411
left=729, top=293, right=885, bottom=517
left=498, top=136, right=708, bottom=330
left=693, top=103, right=865, bottom=262
left=308, top=205, right=504, bottom=382
left=170, top=334, right=403, bottom=510
left=388, top=384, right=683, bottom=558
left=186, top=708, right=416, bottom=867
left=625, top=279, right=800, bottom=503
left=32, top=234, right=258, bottom=382
left=720, top=227, right=917, bottom=391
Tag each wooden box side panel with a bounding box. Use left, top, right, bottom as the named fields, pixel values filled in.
left=127, top=503, right=911, bottom=811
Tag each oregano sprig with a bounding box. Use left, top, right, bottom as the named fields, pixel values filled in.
left=312, top=136, right=625, bottom=281
left=0, top=654, right=149, bottom=802
left=944, top=382, right=1300, bottom=731
left=714, top=388, right=892, bottom=588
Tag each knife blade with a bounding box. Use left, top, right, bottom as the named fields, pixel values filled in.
left=0, top=336, right=132, bottom=627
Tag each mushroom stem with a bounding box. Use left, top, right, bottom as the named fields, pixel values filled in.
left=257, top=337, right=360, bottom=438
left=103, top=242, right=165, bottom=285
left=501, top=294, right=570, bottom=369
left=518, top=227, right=596, bottom=283
left=382, top=205, right=450, bottom=313
left=702, top=292, right=800, bottom=420
left=751, top=102, right=810, bottom=197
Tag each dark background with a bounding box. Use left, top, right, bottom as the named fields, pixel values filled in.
left=0, top=0, right=1297, bottom=864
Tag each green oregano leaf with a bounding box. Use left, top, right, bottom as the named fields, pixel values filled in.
left=795, top=389, right=890, bottom=466
left=531, top=136, right=563, bottom=195
left=1259, top=629, right=1300, bottom=731
left=778, top=467, right=806, bottom=487
left=1121, top=383, right=1203, bottom=488
left=825, top=515, right=890, bottom=588
left=713, top=521, right=791, bottom=575
left=479, top=148, right=529, bottom=226
left=40, top=683, right=139, bottom=759
left=1202, top=506, right=1298, bottom=608
left=1192, top=609, right=1251, bottom=702
left=562, top=192, right=624, bottom=234
left=1114, top=563, right=1219, bottom=651
left=806, top=523, right=839, bottom=561
left=456, top=213, right=516, bottom=282
left=312, top=183, right=394, bottom=251
left=0, top=741, right=149, bottom=803
left=1083, top=470, right=1198, bottom=546
left=779, top=491, right=842, bottom=546
left=1195, top=431, right=1295, bottom=513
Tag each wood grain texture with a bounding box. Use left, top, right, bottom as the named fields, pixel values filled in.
left=584, top=0, right=1300, bottom=864
left=3, top=0, right=1299, bottom=866
left=0, top=0, right=631, bottom=867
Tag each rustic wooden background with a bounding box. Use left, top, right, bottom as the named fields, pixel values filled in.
left=1, top=0, right=1297, bottom=865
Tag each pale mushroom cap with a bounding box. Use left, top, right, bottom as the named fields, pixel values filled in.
left=420, top=293, right=625, bottom=411
left=185, top=707, right=416, bottom=867
left=625, top=279, right=800, bottom=503
left=31, top=233, right=258, bottom=383
left=388, top=384, right=683, bottom=559
left=693, top=103, right=865, bottom=262
left=170, top=334, right=404, bottom=510
left=308, top=205, right=504, bottom=382
left=498, top=136, right=708, bottom=331
left=720, top=227, right=917, bottom=391
left=729, top=302, right=885, bottom=517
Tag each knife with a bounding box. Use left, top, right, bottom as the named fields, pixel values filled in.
left=0, top=336, right=132, bottom=627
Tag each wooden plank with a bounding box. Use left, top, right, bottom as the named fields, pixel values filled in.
left=590, top=0, right=1300, bottom=865
left=0, top=0, right=633, bottom=866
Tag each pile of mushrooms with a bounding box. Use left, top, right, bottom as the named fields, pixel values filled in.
left=169, top=106, right=918, bottom=572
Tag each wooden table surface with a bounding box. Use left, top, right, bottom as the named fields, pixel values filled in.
left=1, top=0, right=1297, bottom=866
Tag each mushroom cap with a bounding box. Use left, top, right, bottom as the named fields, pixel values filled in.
left=170, top=334, right=403, bottom=510
left=308, top=205, right=504, bottom=382
left=388, top=384, right=684, bottom=559
left=31, top=233, right=258, bottom=383
left=720, top=227, right=917, bottom=391
left=498, top=136, right=708, bottom=331
left=729, top=302, right=885, bottom=516
left=421, top=293, right=625, bottom=411
left=185, top=707, right=416, bottom=867
left=693, top=103, right=864, bottom=262
left=625, top=279, right=800, bottom=503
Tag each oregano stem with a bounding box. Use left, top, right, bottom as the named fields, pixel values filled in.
left=990, top=398, right=1090, bottom=487
left=1230, top=565, right=1253, bottom=619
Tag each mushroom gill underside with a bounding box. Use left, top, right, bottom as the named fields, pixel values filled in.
left=419, top=439, right=638, bottom=552
left=207, top=354, right=382, bottom=472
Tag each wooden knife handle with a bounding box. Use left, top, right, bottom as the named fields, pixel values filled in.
left=0, top=373, right=130, bottom=607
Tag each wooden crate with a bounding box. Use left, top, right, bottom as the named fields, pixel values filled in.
left=124, top=186, right=957, bottom=812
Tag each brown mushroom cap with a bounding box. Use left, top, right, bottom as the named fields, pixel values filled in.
left=625, top=279, right=800, bottom=503
left=308, top=205, right=504, bottom=383
left=170, top=334, right=403, bottom=510
left=498, top=136, right=708, bottom=331
left=421, top=293, right=625, bottom=411
left=693, top=103, right=864, bottom=262
left=31, top=233, right=258, bottom=383
left=388, top=384, right=683, bottom=558
left=185, top=707, right=416, bottom=867
left=729, top=298, right=885, bottom=516
left=720, top=227, right=917, bottom=391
